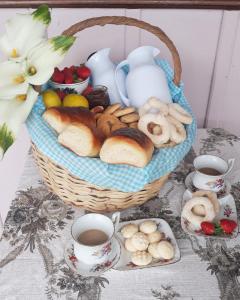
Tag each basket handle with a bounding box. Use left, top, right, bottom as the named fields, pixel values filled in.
left=62, top=16, right=182, bottom=86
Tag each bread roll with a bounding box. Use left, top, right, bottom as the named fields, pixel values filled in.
left=99, top=128, right=154, bottom=168
left=43, top=107, right=96, bottom=133
left=58, top=122, right=104, bottom=157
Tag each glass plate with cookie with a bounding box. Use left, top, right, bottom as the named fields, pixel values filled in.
left=113, top=218, right=181, bottom=271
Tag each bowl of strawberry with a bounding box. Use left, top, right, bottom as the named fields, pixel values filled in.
left=49, top=65, right=91, bottom=94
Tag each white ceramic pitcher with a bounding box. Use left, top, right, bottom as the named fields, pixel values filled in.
left=115, top=46, right=172, bottom=107
left=85, top=48, right=126, bottom=104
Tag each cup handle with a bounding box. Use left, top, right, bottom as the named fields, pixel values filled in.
left=225, top=158, right=235, bottom=176
left=112, top=212, right=120, bottom=231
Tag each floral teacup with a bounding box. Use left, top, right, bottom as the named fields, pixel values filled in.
left=71, top=212, right=120, bottom=265
left=192, top=155, right=235, bottom=192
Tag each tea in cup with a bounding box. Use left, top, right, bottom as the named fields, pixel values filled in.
left=192, top=155, right=234, bottom=192
left=71, top=212, right=120, bottom=265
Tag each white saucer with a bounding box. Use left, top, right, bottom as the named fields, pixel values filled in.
left=185, top=171, right=231, bottom=198
left=181, top=189, right=238, bottom=239
left=64, top=237, right=121, bottom=276
left=114, top=218, right=181, bottom=271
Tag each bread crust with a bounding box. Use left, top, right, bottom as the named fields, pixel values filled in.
left=110, top=128, right=153, bottom=149
left=43, top=107, right=96, bottom=130
left=100, top=128, right=154, bottom=167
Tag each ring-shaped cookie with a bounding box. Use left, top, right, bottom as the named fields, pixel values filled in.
left=168, top=103, right=193, bottom=124
left=166, top=115, right=186, bottom=144
left=138, top=113, right=170, bottom=146
left=192, top=190, right=220, bottom=216
left=139, top=97, right=169, bottom=117
left=181, top=196, right=216, bottom=229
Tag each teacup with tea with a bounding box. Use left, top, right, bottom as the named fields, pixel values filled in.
left=192, top=155, right=235, bottom=192
left=71, top=212, right=120, bottom=265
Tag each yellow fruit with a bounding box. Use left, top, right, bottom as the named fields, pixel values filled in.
left=42, top=90, right=61, bottom=108
left=63, top=94, right=89, bottom=108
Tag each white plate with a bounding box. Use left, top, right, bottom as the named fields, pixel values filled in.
left=185, top=171, right=231, bottom=198
left=181, top=189, right=238, bottom=238
left=64, top=237, right=121, bottom=276
left=113, top=218, right=181, bottom=271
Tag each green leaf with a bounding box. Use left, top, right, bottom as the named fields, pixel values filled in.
left=0, top=123, right=14, bottom=153
left=32, top=4, right=51, bottom=25
left=50, top=35, right=76, bottom=54
left=214, top=223, right=223, bottom=235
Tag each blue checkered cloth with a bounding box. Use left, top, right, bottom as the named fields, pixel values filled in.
left=26, top=59, right=197, bottom=192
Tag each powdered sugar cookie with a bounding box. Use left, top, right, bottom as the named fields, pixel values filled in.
left=131, top=232, right=149, bottom=251
left=139, top=220, right=157, bottom=234
left=131, top=251, right=152, bottom=266
left=125, top=238, right=137, bottom=252
left=157, top=241, right=175, bottom=260
left=148, top=242, right=161, bottom=259
left=148, top=231, right=164, bottom=243
left=121, top=223, right=138, bottom=239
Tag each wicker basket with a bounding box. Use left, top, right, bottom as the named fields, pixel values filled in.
left=31, top=16, right=183, bottom=212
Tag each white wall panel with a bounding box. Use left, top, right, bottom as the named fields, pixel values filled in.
left=140, top=9, right=222, bottom=127
left=206, top=11, right=240, bottom=136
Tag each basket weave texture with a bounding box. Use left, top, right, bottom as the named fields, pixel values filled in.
left=27, top=16, right=196, bottom=212
left=32, top=142, right=168, bottom=212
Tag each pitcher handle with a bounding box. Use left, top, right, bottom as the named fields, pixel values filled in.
left=115, top=60, right=130, bottom=106
left=225, top=158, right=235, bottom=176
left=112, top=212, right=120, bottom=231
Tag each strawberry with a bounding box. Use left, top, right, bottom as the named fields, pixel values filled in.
left=220, top=219, right=237, bottom=234
left=76, top=65, right=91, bottom=80
left=82, top=84, right=93, bottom=96
left=201, top=222, right=215, bottom=235
left=52, top=68, right=65, bottom=83
left=69, top=65, right=76, bottom=73
left=54, top=67, right=60, bottom=73
left=63, top=67, right=72, bottom=77
left=65, top=74, right=74, bottom=84
left=64, top=75, right=74, bottom=84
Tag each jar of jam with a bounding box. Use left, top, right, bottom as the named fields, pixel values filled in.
left=86, top=85, right=110, bottom=109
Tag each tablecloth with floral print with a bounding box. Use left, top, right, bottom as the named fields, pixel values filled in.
left=0, top=128, right=240, bottom=300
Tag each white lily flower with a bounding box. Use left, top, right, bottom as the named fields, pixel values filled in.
left=25, top=35, right=76, bottom=85
left=0, top=61, right=29, bottom=98
left=0, top=5, right=51, bottom=61
left=0, top=86, right=39, bottom=159
left=0, top=35, right=75, bottom=97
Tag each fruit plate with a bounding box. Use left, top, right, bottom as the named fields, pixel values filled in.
left=113, top=218, right=181, bottom=271
left=181, top=189, right=239, bottom=239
